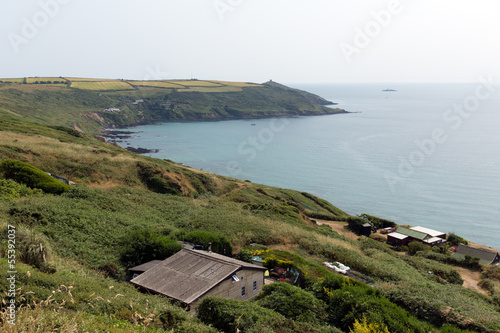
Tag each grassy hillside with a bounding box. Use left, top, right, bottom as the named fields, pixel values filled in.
left=0, top=94, right=499, bottom=332
left=0, top=78, right=345, bottom=135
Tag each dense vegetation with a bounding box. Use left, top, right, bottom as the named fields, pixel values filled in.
left=0, top=83, right=499, bottom=332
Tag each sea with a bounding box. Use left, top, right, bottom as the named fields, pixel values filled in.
left=112, top=82, right=500, bottom=250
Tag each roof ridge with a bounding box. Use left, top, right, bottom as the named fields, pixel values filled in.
left=184, top=249, right=241, bottom=267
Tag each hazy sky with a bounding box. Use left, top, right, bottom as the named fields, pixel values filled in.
left=1, top=0, right=499, bottom=83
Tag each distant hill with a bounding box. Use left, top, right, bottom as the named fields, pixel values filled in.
left=0, top=77, right=345, bottom=134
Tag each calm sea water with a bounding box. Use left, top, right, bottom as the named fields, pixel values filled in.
left=115, top=83, right=500, bottom=250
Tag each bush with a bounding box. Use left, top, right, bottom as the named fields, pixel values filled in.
left=197, top=296, right=338, bottom=333
left=197, top=296, right=284, bottom=333
left=0, top=159, right=69, bottom=194
left=120, top=229, right=182, bottom=268
left=236, top=249, right=253, bottom=263
left=179, top=230, right=233, bottom=256
left=255, top=282, right=327, bottom=324
left=478, top=279, right=495, bottom=294
left=447, top=233, right=468, bottom=246
left=358, top=214, right=397, bottom=229
left=312, top=275, right=433, bottom=333
left=136, top=162, right=182, bottom=195
left=408, top=241, right=431, bottom=255
left=0, top=178, right=42, bottom=200
left=481, top=266, right=500, bottom=282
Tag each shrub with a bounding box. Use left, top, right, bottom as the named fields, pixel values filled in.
left=136, top=162, right=181, bottom=195
left=255, top=282, right=327, bottom=324
left=120, top=228, right=182, bottom=268
left=98, top=262, right=120, bottom=279
left=478, top=279, right=495, bottom=294
left=350, top=317, right=389, bottom=333
left=447, top=233, right=468, bottom=246
left=197, top=296, right=284, bottom=332
left=481, top=265, right=500, bottom=282
left=0, top=159, right=70, bottom=194
left=179, top=230, right=233, bottom=256
left=313, top=275, right=433, bottom=333
left=358, top=214, right=397, bottom=229
left=236, top=248, right=253, bottom=263
left=0, top=178, right=42, bottom=200
left=408, top=241, right=431, bottom=255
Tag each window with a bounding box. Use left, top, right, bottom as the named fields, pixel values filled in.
left=241, top=286, right=246, bottom=297
left=253, top=281, right=257, bottom=291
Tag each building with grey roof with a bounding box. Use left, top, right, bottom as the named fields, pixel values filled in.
left=130, top=249, right=267, bottom=310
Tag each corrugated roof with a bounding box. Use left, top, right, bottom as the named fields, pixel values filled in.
left=396, top=227, right=427, bottom=240
left=410, top=226, right=445, bottom=237
left=423, top=236, right=445, bottom=244
left=387, top=232, right=408, bottom=240
left=130, top=249, right=266, bottom=305
left=128, top=260, right=162, bottom=272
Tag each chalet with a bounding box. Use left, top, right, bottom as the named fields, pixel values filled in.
left=453, top=244, right=500, bottom=265
left=387, top=226, right=446, bottom=247
left=130, top=249, right=267, bottom=310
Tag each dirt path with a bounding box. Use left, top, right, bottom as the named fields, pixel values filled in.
left=314, top=220, right=360, bottom=241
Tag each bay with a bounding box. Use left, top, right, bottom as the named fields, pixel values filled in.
left=114, top=82, right=500, bottom=250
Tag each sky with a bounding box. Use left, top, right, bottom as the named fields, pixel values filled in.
left=1, top=0, right=499, bottom=83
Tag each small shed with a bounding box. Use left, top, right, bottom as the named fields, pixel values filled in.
left=360, top=223, right=372, bottom=236
left=130, top=249, right=267, bottom=310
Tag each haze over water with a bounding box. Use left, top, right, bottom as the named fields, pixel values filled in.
left=116, top=83, right=500, bottom=250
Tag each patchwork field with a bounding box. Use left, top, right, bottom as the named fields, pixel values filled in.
left=1, top=77, right=264, bottom=93
left=26, top=77, right=67, bottom=83
left=0, top=78, right=23, bottom=83
left=70, top=80, right=135, bottom=91
left=213, top=80, right=262, bottom=87
left=128, top=80, right=185, bottom=88
left=64, top=77, right=117, bottom=82
left=177, top=86, right=243, bottom=92
left=168, top=80, right=223, bottom=87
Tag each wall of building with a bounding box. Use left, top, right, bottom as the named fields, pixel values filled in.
left=190, top=268, right=264, bottom=310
